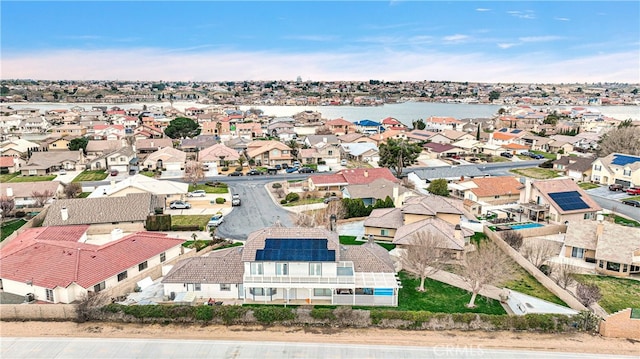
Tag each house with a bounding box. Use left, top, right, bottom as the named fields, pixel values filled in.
left=590, top=153, right=640, bottom=188
left=0, top=155, right=19, bottom=173
left=381, top=117, right=407, bottom=131
left=424, top=116, right=463, bottom=132
left=353, top=119, right=382, bottom=134
left=201, top=119, right=232, bottom=139
left=41, top=135, right=75, bottom=151
left=246, top=140, right=292, bottom=167
left=422, top=142, right=463, bottom=159
left=303, top=135, right=341, bottom=165
left=449, top=176, right=522, bottom=208
left=368, top=130, right=408, bottom=146
left=0, top=225, right=184, bottom=303
left=518, top=134, right=553, bottom=152
left=0, top=138, right=40, bottom=158
left=325, top=118, right=356, bottom=136
left=92, top=124, right=125, bottom=140
left=134, top=124, right=164, bottom=139
left=364, top=195, right=473, bottom=259
left=552, top=155, right=594, bottom=182
left=441, top=129, right=474, bottom=143
left=88, top=146, right=136, bottom=172
left=198, top=143, right=240, bottom=168
left=135, top=138, right=173, bottom=153
left=1, top=181, right=63, bottom=208
left=143, top=147, right=187, bottom=171
left=88, top=174, right=188, bottom=198
left=408, top=166, right=488, bottom=185
left=451, top=138, right=484, bottom=155
left=235, top=122, right=262, bottom=139
left=179, top=135, right=217, bottom=153
left=340, top=142, right=379, bottom=164
left=162, top=247, right=245, bottom=301
left=85, top=140, right=122, bottom=159
left=240, top=226, right=399, bottom=306
left=563, top=220, right=640, bottom=277
left=50, top=124, right=86, bottom=137
left=21, top=150, right=84, bottom=176
left=42, top=193, right=164, bottom=232
left=519, top=178, right=601, bottom=224
left=405, top=129, right=437, bottom=143
left=308, top=168, right=398, bottom=193
left=337, top=132, right=377, bottom=144
left=342, top=178, right=414, bottom=207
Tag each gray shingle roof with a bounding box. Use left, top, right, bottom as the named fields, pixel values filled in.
left=339, top=241, right=395, bottom=273
left=411, top=165, right=487, bottom=181
left=42, top=193, right=163, bottom=226
left=162, top=247, right=244, bottom=284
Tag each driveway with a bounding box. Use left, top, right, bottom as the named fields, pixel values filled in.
left=585, top=185, right=632, bottom=200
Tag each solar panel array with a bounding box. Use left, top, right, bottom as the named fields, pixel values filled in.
left=255, top=238, right=336, bottom=261
left=548, top=191, right=590, bottom=211
left=511, top=129, right=522, bottom=134
left=611, top=154, right=640, bottom=166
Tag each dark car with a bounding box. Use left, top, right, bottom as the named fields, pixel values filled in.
left=531, top=154, right=545, bottom=160
left=621, top=199, right=640, bottom=207
left=500, top=152, right=513, bottom=158
left=228, top=171, right=243, bottom=176
left=323, top=196, right=340, bottom=204
left=298, top=167, right=315, bottom=173
left=609, top=184, right=624, bottom=191
left=246, top=169, right=263, bottom=176
left=275, top=164, right=282, bottom=170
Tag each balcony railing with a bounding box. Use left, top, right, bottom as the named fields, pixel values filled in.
left=243, top=275, right=355, bottom=285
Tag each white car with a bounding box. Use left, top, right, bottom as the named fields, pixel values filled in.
left=208, top=213, right=224, bottom=227
left=340, top=159, right=348, bottom=166
left=187, top=190, right=206, bottom=197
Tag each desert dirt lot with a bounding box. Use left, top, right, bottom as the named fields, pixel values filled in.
left=1, top=322, right=639, bottom=356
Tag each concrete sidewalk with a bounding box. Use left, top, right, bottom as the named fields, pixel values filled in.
left=427, top=268, right=504, bottom=301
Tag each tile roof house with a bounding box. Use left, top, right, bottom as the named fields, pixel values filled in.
left=422, top=142, right=464, bottom=159
left=42, top=193, right=163, bottom=232
left=198, top=143, right=240, bottom=166
left=563, top=220, right=640, bottom=277
left=1, top=181, right=63, bottom=208
left=339, top=142, right=380, bottom=164
left=520, top=178, right=601, bottom=224
left=0, top=155, right=19, bottom=173
left=0, top=138, right=40, bottom=158
left=325, top=118, right=357, bottom=136
left=337, top=133, right=376, bottom=144
left=552, top=155, right=595, bottom=182
left=406, top=129, right=437, bottom=143
left=450, top=176, right=522, bottom=207
left=246, top=140, right=292, bottom=167
left=0, top=225, right=184, bottom=303
left=135, top=138, right=173, bottom=153
left=343, top=178, right=414, bottom=207
left=85, top=140, right=122, bottom=158
left=239, top=226, right=398, bottom=306
left=87, top=174, right=188, bottom=198
left=308, top=168, right=398, bottom=193
left=21, top=150, right=85, bottom=176
left=590, top=153, right=640, bottom=188
left=142, top=147, right=187, bottom=171
left=179, top=135, right=217, bottom=153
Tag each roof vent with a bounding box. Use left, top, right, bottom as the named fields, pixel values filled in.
left=61, top=207, right=69, bottom=221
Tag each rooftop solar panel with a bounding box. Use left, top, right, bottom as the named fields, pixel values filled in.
left=256, top=238, right=335, bottom=261
left=611, top=154, right=640, bottom=166
left=548, top=191, right=590, bottom=211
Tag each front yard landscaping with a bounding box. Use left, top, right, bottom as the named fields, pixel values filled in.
left=282, top=198, right=325, bottom=207
left=0, top=172, right=19, bottom=182
left=578, top=182, right=599, bottom=190
left=1, top=219, right=28, bottom=241
left=573, top=274, right=640, bottom=314
left=170, top=215, right=211, bottom=231
left=509, top=167, right=560, bottom=179
left=605, top=214, right=640, bottom=227
left=190, top=183, right=229, bottom=194
left=73, top=170, right=108, bottom=182
left=4, top=174, right=56, bottom=182
left=531, top=150, right=557, bottom=160
left=340, top=235, right=395, bottom=251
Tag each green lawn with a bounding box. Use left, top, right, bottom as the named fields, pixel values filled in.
left=339, top=235, right=395, bottom=251
left=573, top=274, right=640, bottom=314
left=5, top=175, right=56, bottom=182
left=78, top=192, right=91, bottom=198
left=283, top=198, right=325, bottom=207
left=1, top=219, right=28, bottom=241
left=510, top=167, right=560, bottom=179
left=531, top=150, right=557, bottom=160
left=0, top=172, right=19, bottom=182
left=578, top=182, right=599, bottom=190
left=395, top=272, right=506, bottom=314
left=171, top=215, right=211, bottom=228
left=73, top=170, right=108, bottom=182
left=189, top=184, right=229, bottom=194
left=606, top=214, right=640, bottom=227
left=624, top=195, right=640, bottom=201
left=140, top=171, right=155, bottom=177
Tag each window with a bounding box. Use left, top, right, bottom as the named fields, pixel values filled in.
left=623, top=264, right=628, bottom=273
left=250, top=288, right=277, bottom=296
left=94, top=282, right=106, bottom=293
left=328, top=150, right=333, bottom=156
left=314, top=288, right=332, bottom=297
left=571, top=247, right=584, bottom=259
left=624, top=169, right=631, bottom=176
left=46, top=289, right=54, bottom=302
left=381, top=229, right=389, bottom=236
left=606, top=262, right=621, bottom=272
left=494, top=195, right=500, bottom=199
left=220, top=284, right=231, bottom=291
left=250, top=262, right=263, bottom=275
left=276, top=263, right=288, bottom=276
left=599, top=260, right=604, bottom=269
left=593, top=165, right=602, bottom=171
left=309, top=263, right=322, bottom=276
left=160, top=252, right=166, bottom=262
left=138, top=261, right=148, bottom=271
left=117, top=271, right=128, bottom=282
left=194, top=283, right=201, bottom=291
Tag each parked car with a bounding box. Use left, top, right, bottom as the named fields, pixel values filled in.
left=293, top=161, right=301, bottom=168
left=285, top=167, right=299, bottom=173
left=621, top=199, right=640, bottom=207
left=531, top=154, right=545, bottom=160
left=626, top=187, right=640, bottom=195
left=520, top=151, right=532, bottom=157
left=323, top=196, right=340, bottom=204
left=231, top=194, right=241, bottom=206
left=169, top=200, right=191, bottom=209
left=58, top=169, right=67, bottom=175
left=228, top=171, right=243, bottom=176
left=110, top=169, right=119, bottom=176
left=500, top=152, right=513, bottom=158
left=246, top=169, right=263, bottom=176
left=298, top=167, right=315, bottom=173
left=608, top=184, right=624, bottom=191
left=208, top=213, right=224, bottom=227
left=187, top=190, right=206, bottom=197
left=274, top=164, right=282, bottom=170
left=340, top=159, right=348, bottom=166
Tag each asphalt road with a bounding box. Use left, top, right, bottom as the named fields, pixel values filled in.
left=1, top=337, right=634, bottom=359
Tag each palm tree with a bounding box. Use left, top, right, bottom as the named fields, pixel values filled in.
left=286, top=139, right=300, bottom=160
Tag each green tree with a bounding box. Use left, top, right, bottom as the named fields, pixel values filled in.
left=412, top=119, right=426, bottom=130
left=426, top=178, right=449, bottom=196
left=488, top=91, right=500, bottom=101
left=378, top=138, right=423, bottom=178
left=68, top=137, right=89, bottom=152
left=164, top=117, right=201, bottom=139
left=475, top=124, right=480, bottom=140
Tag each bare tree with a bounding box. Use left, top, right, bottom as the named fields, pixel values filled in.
left=314, top=125, right=332, bottom=135
left=63, top=183, right=82, bottom=198
left=552, top=262, right=577, bottom=289
left=576, top=283, right=602, bottom=307
left=522, top=240, right=558, bottom=268
left=294, top=201, right=346, bottom=229
left=597, top=127, right=640, bottom=157
left=501, top=230, right=523, bottom=250
left=0, top=196, right=15, bottom=216
left=31, top=190, right=54, bottom=207
left=183, top=160, right=204, bottom=187
left=75, top=291, right=109, bottom=323
left=400, top=231, right=447, bottom=292
left=462, top=243, right=514, bottom=307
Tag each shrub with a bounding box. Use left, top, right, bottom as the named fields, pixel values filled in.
left=171, top=225, right=201, bottom=231
left=215, top=197, right=225, bottom=204
left=272, top=183, right=282, bottom=189
left=194, top=305, right=213, bottom=321
left=221, top=167, right=229, bottom=172
left=252, top=306, right=296, bottom=324
left=280, top=199, right=288, bottom=204
left=501, top=230, right=523, bottom=250
left=14, top=211, right=26, bottom=218
left=285, top=192, right=300, bottom=203
left=310, top=308, right=336, bottom=321
left=212, top=305, right=249, bottom=325
left=235, top=166, right=244, bottom=172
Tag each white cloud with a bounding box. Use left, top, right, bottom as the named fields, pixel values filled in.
left=2, top=48, right=638, bottom=83
left=497, top=43, right=518, bottom=49
left=283, top=35, right=337, bottom=42
left=554, top=17, right=570, bottom=21
left=519, top=36, right=564, bottom=43
left=507, top=10, right=536, bottom=19
left=443, top=34, right=469, bottom=43
left=476, top=8, right=491, bottom=12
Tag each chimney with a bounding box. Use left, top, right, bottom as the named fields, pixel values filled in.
left=6, top=187, right=13, bottom=197
left=111, top=228, right=123, bottom=241
left=392, top=185, right=399, bottom=201
left=364, top=170, right=369, bottom=178
left=489, top=132, right=494, bottom=145
left=150, top=141, right=154, bottom=148
left=61, top=207, right=68, bottom=221
left=454, top=224, right=462, bottom=240
left=323, top=137, right=327, bottom=143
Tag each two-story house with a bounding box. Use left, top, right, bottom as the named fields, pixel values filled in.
left=449, top=176, right=522, bottom=214
left=246, top=140, right=292, bottom=167
left=519, top=178, right=601, bottom=224
left=590, top=153, right=640, bottom=188
left=325, top=118, right=357, bottom=136
left=552, top=155, right=594, bottom=182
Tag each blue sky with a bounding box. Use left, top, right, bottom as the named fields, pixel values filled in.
left=2, top=1, right=639, bottom=83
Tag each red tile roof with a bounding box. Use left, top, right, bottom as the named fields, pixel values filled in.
left=468, top=177, right=523, bottom=197
left=0, top=156, right=14, bottom=167
left=492, top=132, right=516, bottom=141
left=0, top=227, right=184, bottom=289
left=326, top=118, right=354, bottom=127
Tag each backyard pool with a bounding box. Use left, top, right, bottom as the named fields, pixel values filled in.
left=509, top=223, right=544, bottom=230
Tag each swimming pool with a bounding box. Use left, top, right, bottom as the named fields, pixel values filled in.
left=509, top=223, right=544, bottom=230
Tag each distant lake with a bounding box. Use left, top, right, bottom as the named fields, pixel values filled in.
left=5, top=101, right=639, bottom=125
